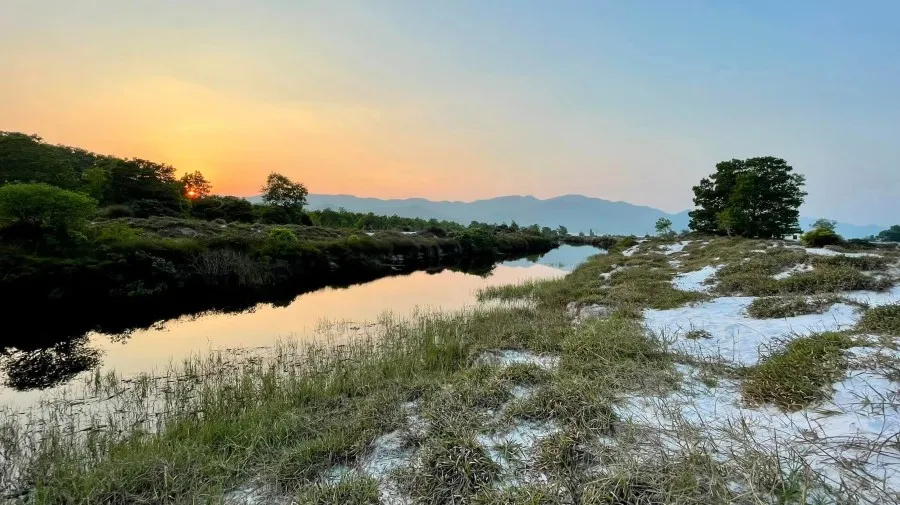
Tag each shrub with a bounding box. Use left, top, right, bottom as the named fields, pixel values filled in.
left=98, top=204, right=134, bottom=218
left=0, top=182, right=97, bottom=232
left=129, top=198, right=184, bottom=218
left=190, top=196, right=254, bottom=222
left=612, top=236, right=637, bottom=253
left=801, top=228, right=843, bottom=247
left=254, top=204, right=296, bottom=224
left=268, top=228, right=298, bottom=243
left=93, top=221, right=141, bottom=244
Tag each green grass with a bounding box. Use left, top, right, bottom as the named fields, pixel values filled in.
left=405, top=431, right=501, bottom=504
left=742, top=332, right=853, bottom=410
left=856, top=303, right=900, bottom=336
left=297, top=476, right=381, bottom=504
left=472, top=486, right=562, bottom=504
left=746, top=295, right=838, bottom=319
left=507, top=378, right=617, bottom=435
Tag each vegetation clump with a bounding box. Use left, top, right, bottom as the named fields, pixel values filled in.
left=684, top=329, right=712, bottom=340
left=802, top=227, right=843, bottom=248
left=297, top=477, right=381, bottom=504
left=856, top=303, right=900, bottom=336
left=746, top=295, right=837, bottom=319
left=407, top=432, right=501, bottom=504
left=742, top=332, right=852, bottom=410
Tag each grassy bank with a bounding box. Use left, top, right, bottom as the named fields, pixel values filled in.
left=3, top=236, right=900, bottom=504
left=0, top=216, right=557, bottom=309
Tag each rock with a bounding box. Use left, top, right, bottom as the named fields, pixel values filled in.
left=175, top=227, right=200, bottom=237
left=580, top=304, right=613, bottom=319
left=566, top=302, right=613, bottom=322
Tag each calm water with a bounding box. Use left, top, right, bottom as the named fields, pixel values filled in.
left=1, top=245, right=603, bottom=408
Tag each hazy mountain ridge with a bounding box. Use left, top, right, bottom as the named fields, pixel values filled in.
left=251, top=194, right=884, bottom=238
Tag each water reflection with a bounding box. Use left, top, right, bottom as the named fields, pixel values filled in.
left=2, top=338, right=101, bottom=391
left=0, top=245, right=602, bottom=405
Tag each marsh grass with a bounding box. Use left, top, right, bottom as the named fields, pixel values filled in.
left=746, top=295, right=838, bottom=319
left=741, top=332, right=853, bottom=410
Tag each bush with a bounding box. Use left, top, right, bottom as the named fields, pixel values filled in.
left=130, top=198, right=184, bottom=218
left=254, top=204, right=298, bottom=224
left=190, top=196, right=254, bottom=223
left=0, top=182, right=97, bottom=232
left=98, top=204, right=133, bottom=218
left=801, top=228, right=843, bottom=247
left=93, top=221, right=141, bottom=244
left=268, top=228, right=298, bottom=243
left=612, top=236, right=637, bottom=253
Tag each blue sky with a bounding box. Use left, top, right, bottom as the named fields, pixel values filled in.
left=1, top=1, right=897, bottom=224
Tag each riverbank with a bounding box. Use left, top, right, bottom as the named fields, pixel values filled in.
left=0, top=216, right=558, bottom=316
left=3, top=237, right=899, bottom=504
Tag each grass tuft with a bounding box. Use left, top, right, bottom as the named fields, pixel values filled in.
left=684, top=329, right=712, bottom=340
left=746, top=295, right=837, bottom=319
left=856, top=303, right=900, bottom=336
left=507, top=378, right=616, bottom=435
left=742, top=332, right=853, bottom=410
left=297, top=476, right=381, bottom=504
left=472, top=485, right=562, bottom=504
left=407, top=431, right=501, bottom=504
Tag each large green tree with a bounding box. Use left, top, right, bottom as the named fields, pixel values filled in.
left=689, top=157, right=806, bottom=238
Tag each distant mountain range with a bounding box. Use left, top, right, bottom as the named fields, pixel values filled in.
left=252, top=194, right=886, bottom=238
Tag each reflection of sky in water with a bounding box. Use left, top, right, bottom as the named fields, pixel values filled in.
left=2, top=247, right=602, bottom=408
left=501, top=245, right=606, bottom=271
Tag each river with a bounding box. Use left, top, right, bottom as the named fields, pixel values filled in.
left=0, top=245, right=604, bottom=409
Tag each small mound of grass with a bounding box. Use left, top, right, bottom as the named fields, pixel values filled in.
left=298, top=476, right=381, bottom=504
left=684, top=329, right=712, bottom=340
left=742, top=332, right=853, bottom=410
left=717, top=261, right=890, bottom=296
left=535, top=430, right=595, bottom=476
left=507, top=378, right=616, bottom=435
left=778, top=266, right=889, bottom=295
left=856, top=303, right=900, bottom=336
left=497, top=362, right=553, bottom=386
left=406, top=431, right=501, bottom=504
left=746, top=295, right=837, bottom=319
left=420, top=365, right=514, bottom=433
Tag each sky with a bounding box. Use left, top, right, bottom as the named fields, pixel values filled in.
left=1, top=1, right=898, bottom=225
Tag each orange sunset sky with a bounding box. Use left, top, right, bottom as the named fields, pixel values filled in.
left=2, top=1, right=898, bottom=223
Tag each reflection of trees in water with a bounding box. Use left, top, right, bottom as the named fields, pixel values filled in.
left=1, top=339, right=102, bottom=390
